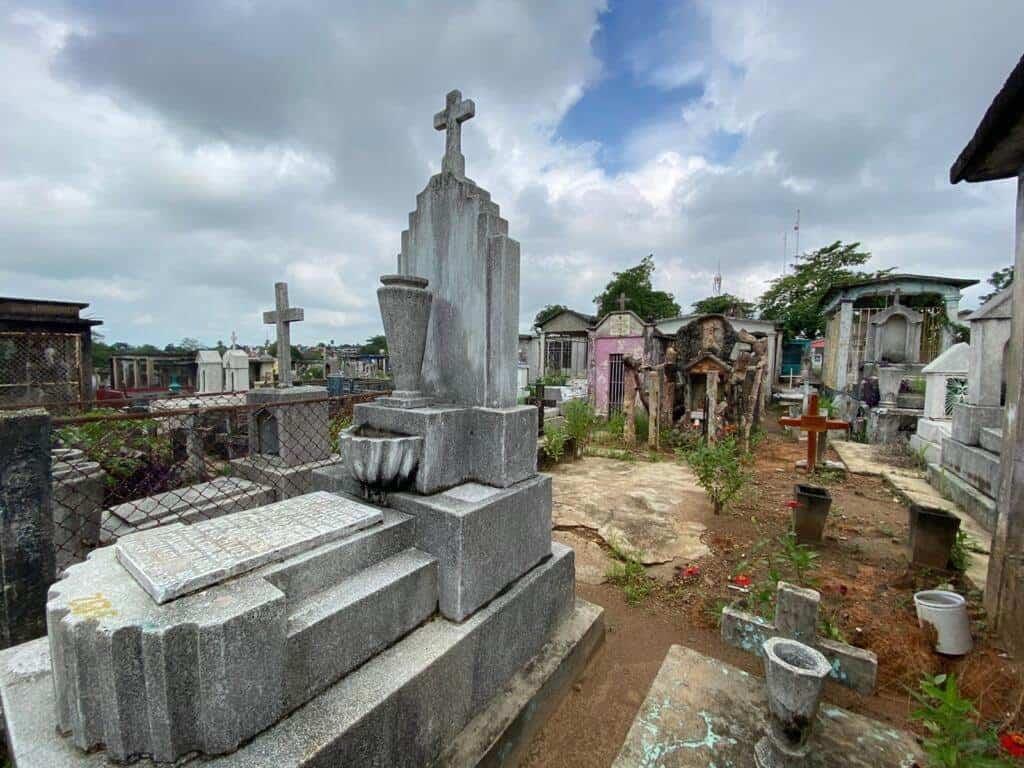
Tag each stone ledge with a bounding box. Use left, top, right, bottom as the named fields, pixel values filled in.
left=927, top=463, right=998, bottom=533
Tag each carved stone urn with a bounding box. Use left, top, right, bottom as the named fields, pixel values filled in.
left=376, top=274, right=432, bottom=408
left=755, top=637, right=832, bottom=767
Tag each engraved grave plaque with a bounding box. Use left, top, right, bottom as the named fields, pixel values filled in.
left=116, top=491, right=383, bottom=603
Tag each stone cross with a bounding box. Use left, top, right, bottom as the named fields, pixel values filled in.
left=230, top=331, right=238, bottom=349
left=433, top=89, right=475, bottom=178
left=617, top=292, right=628, bottom=312
left=721, top=581, right=877, bottom=694
left=262, top=282, right=303, bottom=387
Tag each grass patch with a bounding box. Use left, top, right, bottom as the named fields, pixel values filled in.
left=606, top=538, right=652, bottom=606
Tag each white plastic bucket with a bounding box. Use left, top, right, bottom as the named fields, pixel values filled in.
left=913, top=590, right=973, bottom=655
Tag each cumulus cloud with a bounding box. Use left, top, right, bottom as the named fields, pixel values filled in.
left=0, top=0, right=1019, bottom=347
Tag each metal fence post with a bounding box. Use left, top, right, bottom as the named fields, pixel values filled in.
left=0, top=408, right=55, bottom=648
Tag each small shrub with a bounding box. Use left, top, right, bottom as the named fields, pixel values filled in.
left=563, top=399, right=596, bottom=453
left=778, top=533, right=819, bottom=586
left=542, top=422, right=568, bottom=463
left=666, top=423, right=703, bottom=455
left=950, top=530, right=974, bottom=573
left=685, top=438, right=749, bottom=514
left=605, top=410, right=626, bottom=438
left=635, top=409, right=650, bottom=443
left=911, top=673, right=1014, bottom=767
left=748, top=426, right=767, bottom=451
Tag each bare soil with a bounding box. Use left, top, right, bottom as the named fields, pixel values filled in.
left=522, top=428, right=1024, bottom=768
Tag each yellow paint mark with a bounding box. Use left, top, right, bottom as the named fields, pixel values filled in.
left=69, top=593, right=117, bottom=619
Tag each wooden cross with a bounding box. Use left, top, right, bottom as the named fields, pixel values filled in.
left=778, top=393, right=848, bottom=472
left=617, top=292, right=628, bottom=312
left=433, top=89, right=475, bottom=177
left=262, top=282, right=303, bottom=387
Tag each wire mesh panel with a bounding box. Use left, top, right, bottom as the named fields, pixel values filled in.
left=0, top=332, right=81, bottom=410
left=48, top=391, right=382, bottom=573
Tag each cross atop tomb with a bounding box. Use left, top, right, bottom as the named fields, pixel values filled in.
left=230, top=330, right=238, bottom=349
left=262, top=282, right=303, bottom=387
left=433, top=89, right=475, bottom=178
left=617, top=292, right=628, bottom=312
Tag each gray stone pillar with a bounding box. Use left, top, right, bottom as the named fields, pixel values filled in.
left=0, top=409, right=55, bottom=648
left=833, top=300, right=855, bottom=393
left=987, top=172, right=1024, bottom=653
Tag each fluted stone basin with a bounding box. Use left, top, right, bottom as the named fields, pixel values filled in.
left=341, top=426, right=423, bottom=490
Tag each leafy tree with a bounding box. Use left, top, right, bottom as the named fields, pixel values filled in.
left=978, top=266, right=1014, bottom=304
left=359, top=334, right=388, bottom=355
left=533, top=304, right=569, bottom=328
left=178, top=337, right=200, bottom=352
left=758, top=241, right=882, bottom=340
left=691, top=294, right=756, bottom=317
left=594, top=254, right=680, bottom=320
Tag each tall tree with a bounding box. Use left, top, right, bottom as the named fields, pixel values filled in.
left=758, top=241, right=881, bottom=340
left=979, top=266, right=1014, bottom=304
left=594, top=254, right=680, bottom=320
left=691, top=294, right=756, bottom=317
left=359, top=334, right=388, bottom=355
left=533, top=304, right=569, bottom=328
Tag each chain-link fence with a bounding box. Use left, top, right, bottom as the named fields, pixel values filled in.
left=48, top=390, right=382, bottom=573
left=0, top=331, right=82, bottom=411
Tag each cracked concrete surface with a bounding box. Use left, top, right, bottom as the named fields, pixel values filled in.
left=550, top=457, right=711, bottom=579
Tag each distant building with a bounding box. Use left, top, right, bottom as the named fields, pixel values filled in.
left=0, top=296, right=102, bottom=408
left=534, top=308, right=595, bottom=380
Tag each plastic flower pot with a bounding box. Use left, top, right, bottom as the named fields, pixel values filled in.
left=913, top=590, right=972, bottom=655
left=908, top=504, right=961, bottom=570
left=792, top=484, right=832, bottom=545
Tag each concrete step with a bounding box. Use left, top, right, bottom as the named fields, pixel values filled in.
left=285, top=548, right=438, bottom=709
left=927, top=462, right=998, bottom=533
left=941, top=438, right=1002, bottom=498
left=909, top=434, right=941, bottom=465
left=980, top=426, right=1004, bottom=455
left=262, top=508, right=414, bottom=603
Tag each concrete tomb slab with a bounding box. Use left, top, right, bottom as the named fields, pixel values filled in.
left=116, top=491, right=383, bottom=604
left=613, top=645, right=922, bottom=768
left=2, top=545, right=591, bottom=768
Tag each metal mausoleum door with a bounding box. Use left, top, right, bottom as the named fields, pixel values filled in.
left=608, top=354, right=624, bottom=414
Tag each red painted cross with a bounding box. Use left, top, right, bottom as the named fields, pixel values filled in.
left=779, top=393, right=849, bottom=472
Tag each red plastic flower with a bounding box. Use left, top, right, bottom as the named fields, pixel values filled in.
left=1000, top=731, right=1024, bottom=758
left=785, top=500, right=799, bottom=509
left=732, top=574, right=752, bottom=588
left=683, top=565, right=700, bottom=578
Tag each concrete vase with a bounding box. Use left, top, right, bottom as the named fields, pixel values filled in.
left=377, top=274, right=431, bottom=400
left=908, top=504, right=961, bottom=570
left=756, top=637, right=832, bottom=767
left=792, top=484, right=832, bottom=545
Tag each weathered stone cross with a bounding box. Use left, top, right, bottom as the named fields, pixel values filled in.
left=262, top=282, right=303, bottom=387
left=617, top=292, right=628, bottom=312
left=721, top=581, right=877, bottom=694
left=433, top=89, right=475, bottom=178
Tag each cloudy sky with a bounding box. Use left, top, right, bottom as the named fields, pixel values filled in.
left=1, top=1, right=1021, bottom=348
